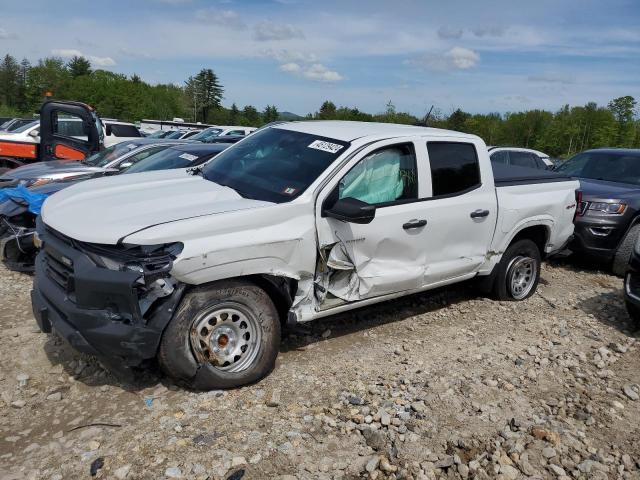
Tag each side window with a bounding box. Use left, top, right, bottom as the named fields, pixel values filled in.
left=125, top=146, right=167, bottom=166
left=339, top=143, right=418, bottom=206
left=427, top=142, right=480, bottom=197
left=108, top=124, right=142, bottom=137
left=510, top=151, right=538, bottom=169
left=53, top=113, right=88, bottom=141
left=490, top=150, right=508, bottom=164
left=227, top=130, right=245, bottom=136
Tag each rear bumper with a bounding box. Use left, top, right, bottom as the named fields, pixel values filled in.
left=31, top=221, right=185, bottom=368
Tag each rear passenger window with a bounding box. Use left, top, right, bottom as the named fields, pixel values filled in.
left=427, top=142, right=480, bottom=197
left=490, top=151, right=509, bottom=164
left=510, top=151, right=539, bottom=169
left=339, top=143, right=418, bottom=206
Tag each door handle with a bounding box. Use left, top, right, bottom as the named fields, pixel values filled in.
left=470, top=209, right=490, bottom=218
left=402, top=219, right=427, bottom=230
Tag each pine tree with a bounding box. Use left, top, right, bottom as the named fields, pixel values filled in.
left=67, top=56, right=92, bottom=78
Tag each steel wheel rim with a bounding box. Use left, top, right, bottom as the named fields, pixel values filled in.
left=507, top=256, right=537, bottom=300
left=190, top=302, right=262, bottom=373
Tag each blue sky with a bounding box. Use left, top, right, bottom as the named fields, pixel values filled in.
left=1, top=0, right=639, bottom=116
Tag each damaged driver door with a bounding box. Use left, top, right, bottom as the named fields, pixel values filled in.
left=315, top=139, right=429, bottom=309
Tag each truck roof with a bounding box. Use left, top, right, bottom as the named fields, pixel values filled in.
left=274, top=120, right=479, bottom=143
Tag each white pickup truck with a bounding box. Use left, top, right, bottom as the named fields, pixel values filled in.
left=32, top=122, right=578, bottom=389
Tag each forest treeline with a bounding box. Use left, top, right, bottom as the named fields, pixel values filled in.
left=0, top=53, right=638, bottom=158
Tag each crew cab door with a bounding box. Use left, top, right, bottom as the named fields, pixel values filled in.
left=39, top=101, right=102, bottom=162
left=315, top=138, right=430, bottom=305
left=417, top=139, right=497, bottom=282
left=314, top=136, right=497, bottom=309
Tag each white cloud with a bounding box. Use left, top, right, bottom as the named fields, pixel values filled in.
left=0, top=28, right=18, bottom=40
left=195, top=8, right=246, bottom=29
left=261, top=48, right=318, bottom=64
left=280, top=62, right=343, bottom=82
left=409, top=46, right=479, bottom=71
left=51, top=49, right=116, bottom=67
left=253, top=20, right=304, bottom=41
left=472, top=26, right=506, bottom=37
left=279, top=62, right=302, bottom=73
left=437, top=26, right=463, bottom=40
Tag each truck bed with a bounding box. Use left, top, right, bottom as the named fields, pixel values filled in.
left=492, top=163, right=572, bottom=187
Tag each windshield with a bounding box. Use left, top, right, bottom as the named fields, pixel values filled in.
left=164, top=130, right=185, bottom=139
left=11, top=120, right=38, bottom=134
left=84, top=142, right=141, bottom=167
left=202, top=128, right=350, bottom=203
left=190, top=128, right=223, bottom=142
left=555, top=151, right=640, bottom=185
left=124, top=147, right=217, bottom=173
left=147, top=130, right=170, bottom=138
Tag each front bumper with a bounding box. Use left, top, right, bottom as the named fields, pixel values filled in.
left=31, top=221, right=185, bottom=368
left=570, top=214, right=628, bottom=260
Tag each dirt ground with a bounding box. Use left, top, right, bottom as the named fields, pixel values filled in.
left=1, top=258, right=639, bottom=480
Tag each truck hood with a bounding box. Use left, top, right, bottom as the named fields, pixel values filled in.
left=42, top=169, right=272, bottom=244
left=0, top=160, right=106, bottom=182
left=578, top=178, right=640, bottom=201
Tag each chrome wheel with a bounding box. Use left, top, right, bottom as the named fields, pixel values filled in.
left=190, top=302, right=262, bottom=373
left=506, top=256, right=537, bottom=300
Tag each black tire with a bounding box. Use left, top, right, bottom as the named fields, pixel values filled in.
left=612, top=224, right=640, bottom=277
left=625, top=301, right=640, bottom=329
left=158, top=280, right=280, bottom=390
left=491, top=239, right=541, bottom=301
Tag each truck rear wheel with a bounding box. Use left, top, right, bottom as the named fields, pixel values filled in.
left=492, top=239, right=541, bottom=301
left=158, top=280, right=280, bottom=390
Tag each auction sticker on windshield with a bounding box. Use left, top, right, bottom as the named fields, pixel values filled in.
left=179, top=153, right=199, bottom=161
left=308, top=140, right=344, bottom=154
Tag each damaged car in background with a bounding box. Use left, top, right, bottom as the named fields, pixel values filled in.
left=31, top=121, right=579, bottom=390
left=1, top=142, right=232, bottom=271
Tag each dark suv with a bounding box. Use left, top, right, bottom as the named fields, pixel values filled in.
left=555, top=148, right=640, bottom=275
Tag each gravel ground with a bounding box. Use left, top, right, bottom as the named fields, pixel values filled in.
left=1, top=259, right=639, bottom=480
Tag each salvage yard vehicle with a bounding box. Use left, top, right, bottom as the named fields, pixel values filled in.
left=489, top=147, right=552, bottom=169
left=31, top=121, right=579, bottom=389
left=0, top=101, right=102, bottom=173
left=0, top=118, right=37, bottom=132
left=556, top=148, right=640, bottom=275
left=190, top=125, right=256, bottom=142
left=1, top=142, right=231, bottom=271
left=0, top=138, right=192, bottom=188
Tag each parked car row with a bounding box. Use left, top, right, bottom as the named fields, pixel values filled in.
left=1, top=100, right=638, bottom=391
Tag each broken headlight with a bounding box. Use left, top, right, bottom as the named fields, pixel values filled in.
left=81, top=242, right=183, bottom=282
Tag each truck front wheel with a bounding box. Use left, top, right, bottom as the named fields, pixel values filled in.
left=492, top=239, right=541, bottom=301
left=158, top=280, right=281, bottom=390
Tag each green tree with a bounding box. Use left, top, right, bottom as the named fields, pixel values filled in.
left=228, top=103, right=240, bottom=124
left=184, top=68, right=224, bottom=122
left=317, top=100, right=337, bottom=120
left=608, top=96, right=637, bottom=147
left=67, top=56, right=92, bottom=78
left=0, top=54, right=20, bottom=108
left=241, top=105, right=260, bottom=126
left=262, top=104, right=279, bottom=123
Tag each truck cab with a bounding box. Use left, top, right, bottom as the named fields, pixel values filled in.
left=0, top=101, right=102, bottom=173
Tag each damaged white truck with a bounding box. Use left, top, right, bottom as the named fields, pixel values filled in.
left=31, top=122, right=579, bottom=389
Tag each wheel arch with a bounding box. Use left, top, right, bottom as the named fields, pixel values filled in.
left=184, top=273, right=298, bottom=325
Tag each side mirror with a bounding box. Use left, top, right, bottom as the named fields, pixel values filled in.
left=105, top=124, right=112, bottom=136
left=28, top=129, right=39, bottom=138
left=118, top=161, right=133, bottom=170
left=323, top=197, right=376, bottom=224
